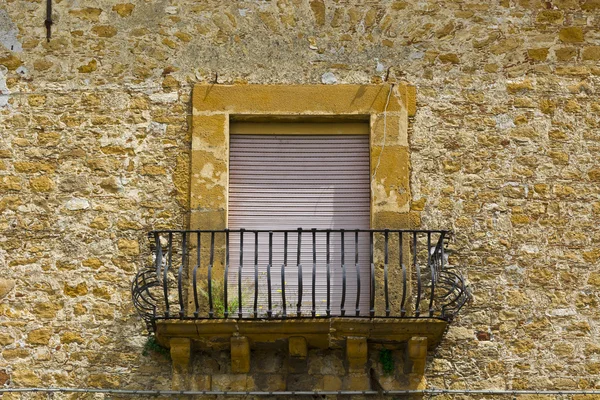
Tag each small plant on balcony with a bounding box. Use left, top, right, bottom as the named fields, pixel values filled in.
left=199, top=279, right=243, bottom=317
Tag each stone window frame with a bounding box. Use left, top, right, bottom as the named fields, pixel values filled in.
left=189, top=83, right=417, bottom=231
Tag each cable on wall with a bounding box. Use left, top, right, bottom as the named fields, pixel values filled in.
left=3, top=387, right=600, bottom=396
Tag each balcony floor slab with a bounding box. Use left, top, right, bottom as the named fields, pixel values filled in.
left=155, top=317, right=448, bottom=350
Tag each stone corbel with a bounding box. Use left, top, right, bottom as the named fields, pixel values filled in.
left=288, top=336, right=308, bottom=373
left=170, top=337, right=192, bottom=390
left=407, top=336, right=428, bottom=390
left=170, top=337, right=192, bottom=371
left=346, top=336, right=368, bottom=372
left=231, top=336, right=250, bottom=373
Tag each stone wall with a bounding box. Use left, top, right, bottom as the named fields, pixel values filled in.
left=1, top=0, right=599, bottom=395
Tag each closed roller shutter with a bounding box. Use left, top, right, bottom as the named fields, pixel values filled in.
left=228, top=123, right=370, bottom=317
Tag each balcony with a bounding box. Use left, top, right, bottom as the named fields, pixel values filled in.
left=132, top=229, right=468, bottom=357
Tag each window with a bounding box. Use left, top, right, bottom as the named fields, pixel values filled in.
left=228, top=121, right=370, bottom=316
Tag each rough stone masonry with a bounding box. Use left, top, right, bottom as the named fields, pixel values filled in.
left=0, top=0, right=599, bottom=397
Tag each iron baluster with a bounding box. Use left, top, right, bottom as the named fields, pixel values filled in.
left=326, top=230, right=331, bottom=317
left=193, top=232, right=201, bottom=318
left=297, top=228, right=302, bottom=317
left=253, top=231, right=259, bottom=318
left=238, top=229, right=244, bottom=319
left=224, top=230, right=229, bottom=318
left=163, top=232, right=172, bottom=317
left=178, top=232, right=187, bottom=318
left=438, top=232, right=447, bottom=284
left=267, top=232, right=273, bottom=318
left=312, top=229, right=316, bottom=318
left=154, top=232, right=163, bottom=281
left=282, top=231, right=287, bottom=319
left=414, top=232, right=421, bottom=317
left=369, top=231, right=375, bottom=317
left=400, top=232, right=407, bottom=317
left=208, top=232, right=215, bottom=318
left=355, top=230, right=360, bottom=317
left=384, top=230, right=390, bottom=316
left=340, top=229, right=346, bottom=317
left=428, top=232, right=435, bottom=317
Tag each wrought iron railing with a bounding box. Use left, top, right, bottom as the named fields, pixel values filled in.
left=132, top=229, right=469, bottom=332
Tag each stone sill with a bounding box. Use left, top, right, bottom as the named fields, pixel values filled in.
left=155, top=317, right=447, bottom=350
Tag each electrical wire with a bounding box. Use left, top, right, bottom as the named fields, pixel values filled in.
left=2, top=387, right=600, bottom=396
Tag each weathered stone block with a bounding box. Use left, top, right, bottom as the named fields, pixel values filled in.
left=0, top=279, right=15, bottom=299
left=91, top=25, right=118, bottom=38
left=582, top=46, right=600, bottom=61
left=253, top=347, right=284, bottom=373
left=117, top=239, right=139, bottom=256
left=323, top=374, right=343, bottom=390
left=192, top=114, right=228, bottom=151
left=370, top=145, right=410, bottom=213
left=29, top=176, right=55, bottom=192
left=371, top=113, right=407, bottom=147
left=559, top=27, right=584, bottom=43
left=69, top=7, right=102, bottom=21
left=113, top=3, right=135, bottom=17
left=288, top=355, right=308, bottom=374
left=0, top=333, right=14, bottom=346
left=372, top=211, right=421, bottom=230
left=32, top=302, right=62, bottom=319
left=190, top=150, right=228, bottom=211
left=12, top=369, right=41, bottom=386
left=27, top=328, right=52, bottom=345
left=536, top=10, right=563, bottom=23
left=190, top=210, right=226, bottom=230
left=64, top=282, right=88, bottom=297
left=0, top=369, right=8, bottom=386
left=344, top=373, right=370, bottom=391
left=308, top=349, right=345, bottom=375
left=78, top=60, right=97, bottom=73
left=254, top=374, right=286, bottom=391
left=192, top=374, right=211, bottom=391
left=212, top=374, right=253, bottom=391
left=3, top=348, right=30, bottom=359
left=287, top=373, right=319, bottom=391
left=0, top=54, right=22, bottom=70
left=61, top=331, right=84, bottom=344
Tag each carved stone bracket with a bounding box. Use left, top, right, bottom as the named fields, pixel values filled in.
left=407, top=336, right=428, bottom=390
left=231, top=336, right=250, bottom=373
left=346, top=336, right=368, bottom=372
left=170, top=337, right=191, bottom=371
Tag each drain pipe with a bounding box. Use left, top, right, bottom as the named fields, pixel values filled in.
left=3, top=388, right=600, bottom=396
